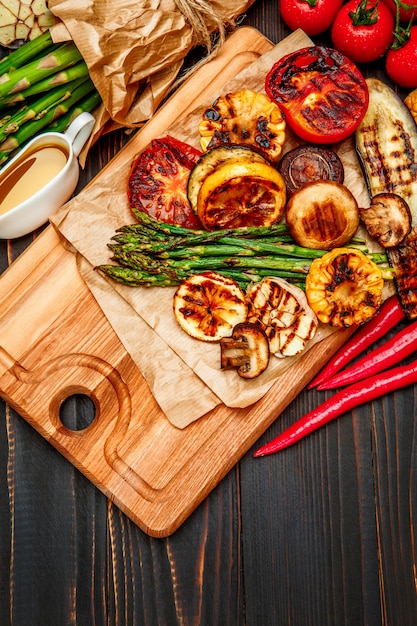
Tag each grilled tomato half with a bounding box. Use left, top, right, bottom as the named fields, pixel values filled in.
left=265, top=46, right=369, bottom=144
left=128, top=136, right=203, bottom=229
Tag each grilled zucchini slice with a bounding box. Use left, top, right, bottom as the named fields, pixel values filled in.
left=355, top=78, right=417, bottom=319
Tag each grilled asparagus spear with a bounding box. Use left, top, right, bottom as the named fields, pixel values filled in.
left=355, top=78, right=417, bottom=319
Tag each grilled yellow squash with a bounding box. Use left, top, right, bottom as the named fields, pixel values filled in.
left=173, top=271, right=247, bottom=342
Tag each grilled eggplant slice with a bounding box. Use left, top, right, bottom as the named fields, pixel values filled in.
left=355, top=78, right=417, bottom=318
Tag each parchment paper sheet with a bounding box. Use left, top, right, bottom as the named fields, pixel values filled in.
left=50, top=32, right=376, bottom=428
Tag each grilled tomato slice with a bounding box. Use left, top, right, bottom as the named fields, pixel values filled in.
left=198, top=89, right=286, bottom=162
left=265, top=46, right=369, bottom=144
left=128, top=135, right=203, bottom=229
left=173, top=272, right=248, bottom=342
left=196, top=159, right=286, bottom=230
left=305, top=248, right=384, bottom=327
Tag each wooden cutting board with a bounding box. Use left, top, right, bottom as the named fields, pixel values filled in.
left=0, top=28, right=353, bottom=537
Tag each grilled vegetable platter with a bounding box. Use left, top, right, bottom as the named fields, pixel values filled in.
left=94, top=38, right=417, bottom=413
left=2, top=24, right=417, bottom=534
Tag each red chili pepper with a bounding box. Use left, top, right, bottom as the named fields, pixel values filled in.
left=308, top=295, right=404, bottom=389
left=317, top=319, right=417, bottom=389
left=253, top=357, right=417, bottom=457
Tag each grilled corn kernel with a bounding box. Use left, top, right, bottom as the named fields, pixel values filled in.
left=305, top=248, right=384, bottom=328
left=198, top=89, right=286, bottom=162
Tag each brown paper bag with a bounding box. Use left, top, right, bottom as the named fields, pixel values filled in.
left=49, top=0, right=256, bottom=129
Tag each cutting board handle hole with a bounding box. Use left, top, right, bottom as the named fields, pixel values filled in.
left=59, top=393, right=97, bottom=431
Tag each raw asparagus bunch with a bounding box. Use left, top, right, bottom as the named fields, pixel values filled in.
left=0, top=30, right=101, bottom=167
left=97, top=210, right=392, bottom=290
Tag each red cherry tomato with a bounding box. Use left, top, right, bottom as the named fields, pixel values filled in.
left=279, top=0, right=343, bottom=37
left=331, top=0, right=395, bottom=64
left=128, top=136, right=203, bottom=228
left=381, top=0, right=417, bottom=23
left=265, top=46, right=369, bottom=144
left=385, top=25, right=417, bottom=87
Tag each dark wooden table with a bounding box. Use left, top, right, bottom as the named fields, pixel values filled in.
left=1, top=2, right=416, bottom=624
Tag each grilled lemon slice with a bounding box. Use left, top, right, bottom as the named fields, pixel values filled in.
left=173, top=272, right=248, bottom=342
left=198, top=89, right=286, bottom=162
left=246, top=276, right=318, bottom=358
left=196, top=159, right=286, bottom=230
left=187, top=144, right=270, bottom=215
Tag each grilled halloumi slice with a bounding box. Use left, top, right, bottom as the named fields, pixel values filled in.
left=246, top=276, right=318, bottom=358
left=173, top=271, right=248, bottom=342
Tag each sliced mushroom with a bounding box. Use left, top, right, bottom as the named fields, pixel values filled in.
left=359, top=192, right=412, bottom=248
left=220, top=322, right=270, bottom=379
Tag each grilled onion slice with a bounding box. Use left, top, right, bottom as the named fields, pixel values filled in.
left=278, top=144, right=344, bottom=196
left=246, top=276, right=318, bottom=358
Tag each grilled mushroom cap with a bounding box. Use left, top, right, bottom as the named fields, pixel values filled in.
left=285, top=180, right=360, bottom=250
left=359, top=192, right=412, bottom=248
